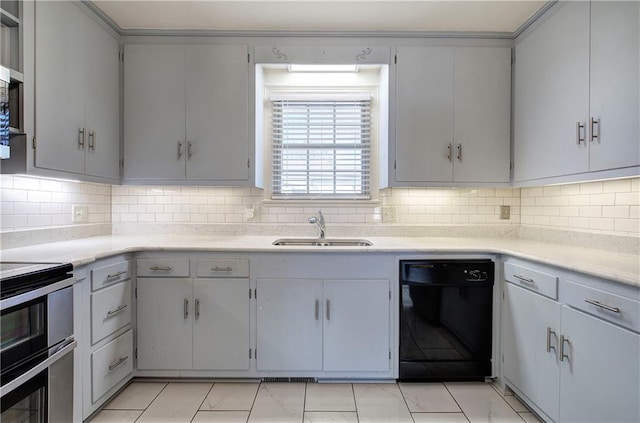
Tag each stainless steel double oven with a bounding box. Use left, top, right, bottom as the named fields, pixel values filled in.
left=1, top=262, right=76, bottom=423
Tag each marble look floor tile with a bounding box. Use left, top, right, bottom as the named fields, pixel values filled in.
left=192, top=411, right=251, bottom=423
left=353, top=383, right=413, bottom=423
left=247, top=383, right=305, bottom=423
left=399, top=383, right=461, bottom=413
left=303, top=411, right=359, bottom=423
left=200, top=382, right=260, bottom=411
left=89, top=409, right=143, bottom=423
left=412, top=413, right=470, bottom=423
left=104, top=382, right=167, bottom=410
left=504, top=395, right=530, bottom=413
left=304, top=383, right=356, bottom=412
left=137, top=382, right=212, bottom=423
left=519, top=412, right=543, bottom=423
left=444, top=383, right=525, bottom=423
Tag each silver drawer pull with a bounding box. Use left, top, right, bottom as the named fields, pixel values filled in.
left=108, top=356, right=129, bottom=371
left=150, top=266, right=173, bottom=271
left=546, top=327, right=557, bottom=353
left=513, top=274, right=535, bottom=285
left=106, top=270, right=127, bottom=280
left=211, top=266, right=233, bottom=272
left=585, top=299, right=620, bottom=314
left=106, top=304, right=127, bottom=317
left=559, top=335, right=570, bottom=362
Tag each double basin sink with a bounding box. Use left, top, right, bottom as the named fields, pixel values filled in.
left=273, top=238, right=373, bottom=247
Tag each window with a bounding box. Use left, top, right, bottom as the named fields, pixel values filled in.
left=271, top=94, right=371, bottom=199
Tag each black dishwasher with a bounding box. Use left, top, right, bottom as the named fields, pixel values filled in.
left=399, top=259, right=494, bottom=381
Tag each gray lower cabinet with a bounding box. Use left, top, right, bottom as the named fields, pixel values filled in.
left=123, top=43, right=250, bottom=184
left=35, top=0, right=119, bottom=180
left=79, top=256, right=133, bottom=420
left=502, top=258, right=640, bottom=423
left=394, top=45, right=510, bottom=185
left=256, top=278, right=391, bottom=374
left=136, top=258, right=250, bottom=372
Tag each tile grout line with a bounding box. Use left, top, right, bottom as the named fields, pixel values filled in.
left=246, top=381, right=262, bottom=423
left=351, top=384, right=360, bottom=423
left=396, top=382, right=417, bottom=423
left=442, top=382, right=471, bottom=423
left=132, top=382, right=169, bottom=423
left=189, top=381, right=216, bottom=423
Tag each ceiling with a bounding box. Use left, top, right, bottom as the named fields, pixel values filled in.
left=91, top=0, right=547, bottom=34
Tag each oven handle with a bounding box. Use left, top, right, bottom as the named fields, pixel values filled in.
left=0, top=276, right=75, bottom=311
left=0, top=336, right=77, bottom=397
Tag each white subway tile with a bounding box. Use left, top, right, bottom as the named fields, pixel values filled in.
left=615, top=192, right=640, bottom=206
left=28, top=215, right=52, bottom=227
left=156, top=213, right=173, bottom=222
left=13, top=177, right=41, bottom=190
left=602, top=206, right=629, bottom=219
left=560, top=184, right=581, bottom=195
left=207, top=214, right=225, bottom=223
left=589, top=218, right=614, bottom=231
left=40, top=203, right=63, bottom=214
left=603, top=179, right=632, bottom=193
left=614, top=219, right=640, bottom=234
left=190, top=214, right=207, bottom=223
left=630, top=206, right=639, bottom=219
left=589, top=193, right=615, bottom=206
left=579, top=182, right=603, bottom=194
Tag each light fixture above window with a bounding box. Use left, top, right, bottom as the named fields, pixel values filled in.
left=287, top=64, right=359, bottom=73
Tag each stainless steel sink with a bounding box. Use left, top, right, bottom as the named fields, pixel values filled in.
left=272, top=238, right=373, bottom=247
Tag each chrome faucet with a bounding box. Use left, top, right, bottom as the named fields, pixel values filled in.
left=308, top=210, right=326, bottom=239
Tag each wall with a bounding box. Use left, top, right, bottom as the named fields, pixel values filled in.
left=111, top=185, right=521, bottom=226
left=520, top=178, right=640, bottom=236
left=1, top=175, right=638, bottom=250
left=0, top=175, right=112, bottom=248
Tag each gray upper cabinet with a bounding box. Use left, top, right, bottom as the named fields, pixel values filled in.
left=35, top=0, right=119, bottom=180
left=514, top=1, right=639, bottom=182
left=394, top=46, right=511, bottom=185
left=124, top=43, right=250, bottom=184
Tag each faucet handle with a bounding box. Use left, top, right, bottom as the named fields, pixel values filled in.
left=317, top=210, right=325, bottom=224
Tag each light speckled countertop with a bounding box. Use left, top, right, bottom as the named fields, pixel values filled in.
left=1, top=235, right=638, bottom=288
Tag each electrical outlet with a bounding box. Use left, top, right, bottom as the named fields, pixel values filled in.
left=500, top=205, right=511, bottom=220
left=72, top=205, right=89, bottom=223
left=382, top=206, right=396, bottom=223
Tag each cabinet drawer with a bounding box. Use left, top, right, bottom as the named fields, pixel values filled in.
left=91, top=329, right=133, bottom=403
left=137, top=259, right=190, bottom=277
left=196, top=258, right=249, bottom=278
left=91, top=281, right=132, bottom=345
left=564, top=280, right=640, bottom=333
left=504, top=261, right=558, bottom=299
left=92, top=260, right=130, bottom=291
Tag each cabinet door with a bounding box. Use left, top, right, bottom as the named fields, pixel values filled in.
left=83, top=17, right=120, bottom=179
left=123, top=44, right=186, bottom=180
left=589, top=1, right=640, bottom=171
left=514, top=2, right=590, bottom=181
left=502, top=283, right=561, bottom=421
left=323, top=280, right=390, bottom=372
left=395, top=46, right=454, bottom=183
left=34, top=0, right=86, bottom=174
left=193, top=278, right=250, bottom=370
left=137, top=278, right=192, bottom=370
left=560, top=306, right=640, bottom=423
left=453, top=47, right=511, bottom=183
left=185, top=45, right=249, bottom=182
left=256, top=279, right=323, bottom=371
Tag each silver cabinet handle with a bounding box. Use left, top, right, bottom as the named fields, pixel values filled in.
left=315, top=299, right=319, bottom=320
left=559, top=335, right=570, bottom=362
left=108, top=356, right=129, bottom=371
left=513, top=274, right=535, bottom=286
left=88, top=130, right=96, bottom=151
left=78, top=128, right=86, bottom=148
left=590, top=117, right=600, bottom=143
left=106, top=304, right=127, bottom=317
left=106, top=270, right=127, bottom=280
left=177, top=141, right=183, bottom=159
left=184, top=299, right=189, bottom=319
left=546, top=327, right=557, bottom=353
left=149, top=266, right=172, bottom=271
left=576, top=121, right=586, bottom=145
left=326, top=300, right=331, bottom=321
left=446, top=144, right=452, bottom=161
left=195, top=299, right=200, bottom=320
left=585, top=298, right=620, bottom=314
left=211, top=267, right=233, bottom=272
left=456, top=143, right=462, bottom=162
left=187, top=141, right=193, bottom=160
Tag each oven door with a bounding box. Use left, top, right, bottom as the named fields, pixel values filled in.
left=1, top=369, right=47, bottom=423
